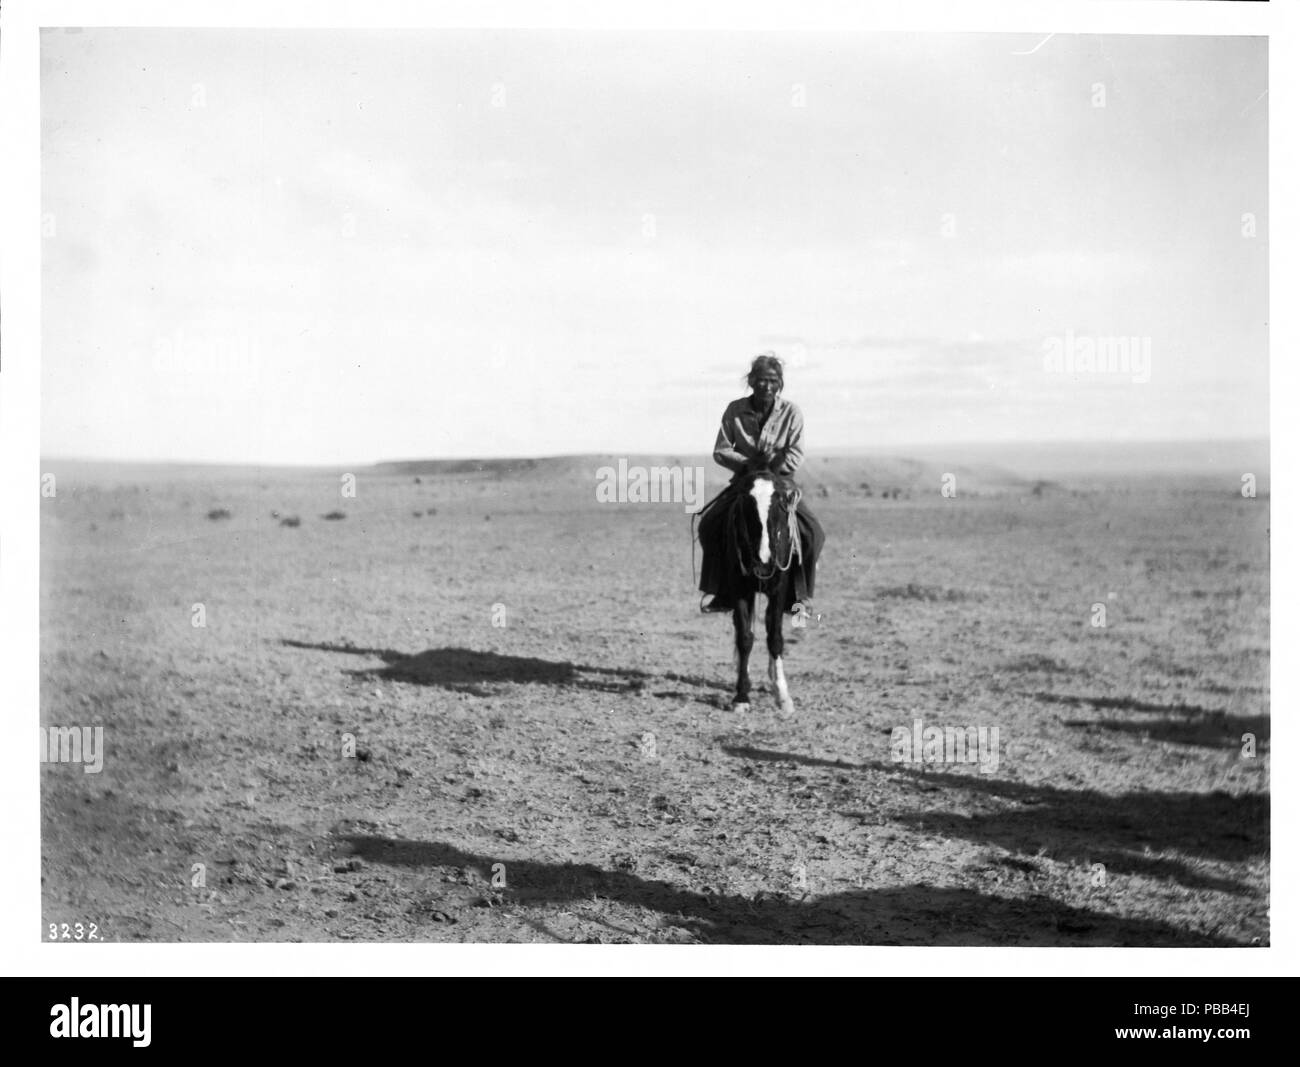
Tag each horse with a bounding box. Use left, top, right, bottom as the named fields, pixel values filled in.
left=698, top=469, right=806, bottom=714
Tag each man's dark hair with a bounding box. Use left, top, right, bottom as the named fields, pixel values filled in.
left=746, top=351, right=784, bottom=389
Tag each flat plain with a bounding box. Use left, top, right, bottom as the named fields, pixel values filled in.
left=39, top=450, right=1269, bottom=945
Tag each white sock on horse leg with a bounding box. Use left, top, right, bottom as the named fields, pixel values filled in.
left=768, top=655, right=793, bottom=713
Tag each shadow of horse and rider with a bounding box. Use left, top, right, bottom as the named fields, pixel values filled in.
left=278, top=470, right=1264, bottom=945
left=279, top=640, right=731, bottom=701
left=323, top=743, right=1262, bottom=944
left=277, top=636, right=1265, bottom=943
left=283, top=466, right=823, bottom=709
left=332, top=826, right=1246, bottom=946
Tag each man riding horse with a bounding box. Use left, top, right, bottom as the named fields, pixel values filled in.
left=698, top=352, right=825, bottom=616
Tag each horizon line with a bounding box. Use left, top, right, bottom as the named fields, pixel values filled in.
left=40, top=435, right=1271, bottom=471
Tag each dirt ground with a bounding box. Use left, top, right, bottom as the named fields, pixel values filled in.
left=39, top=455, right=1269, bottom=945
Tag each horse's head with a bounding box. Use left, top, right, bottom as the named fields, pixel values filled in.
left=733, top=471, right=802, bottom=579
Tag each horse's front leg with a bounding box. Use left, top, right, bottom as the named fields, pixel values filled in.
left=732, top=591, right=756, bottom=710
left=766, top=587, right=794, bottom=715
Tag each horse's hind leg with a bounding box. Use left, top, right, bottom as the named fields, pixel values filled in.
left=732, top=592, right=755, bottom=711
left=765, top=591, right=794, bottom=715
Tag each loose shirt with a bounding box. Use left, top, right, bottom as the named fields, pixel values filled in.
left=713, top=395, right=806, bottom=478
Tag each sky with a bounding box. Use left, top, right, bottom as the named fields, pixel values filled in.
left=41, top=29, right=1268, bottom=465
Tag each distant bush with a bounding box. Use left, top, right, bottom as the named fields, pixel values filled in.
left=1001, top=653, right=1073, bottom=674
left=279, top=516, right=301, bottom=528
left=322, top=510, right=346, bottom=521
left=207, top=508, right=232, bottom=520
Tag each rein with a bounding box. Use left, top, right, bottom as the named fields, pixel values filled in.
left=750, top=487, right=802, bottom=577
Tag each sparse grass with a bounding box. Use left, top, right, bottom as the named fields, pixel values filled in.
left=875, top=582, right=972, bottom=602
left=38, top=465, right=1269, bottom=945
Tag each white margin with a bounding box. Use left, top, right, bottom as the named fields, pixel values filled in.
left=0, top=0, right=1292, bottom=979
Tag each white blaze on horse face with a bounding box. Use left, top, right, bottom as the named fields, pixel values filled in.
left=749, top=478, right=775, bottom=564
